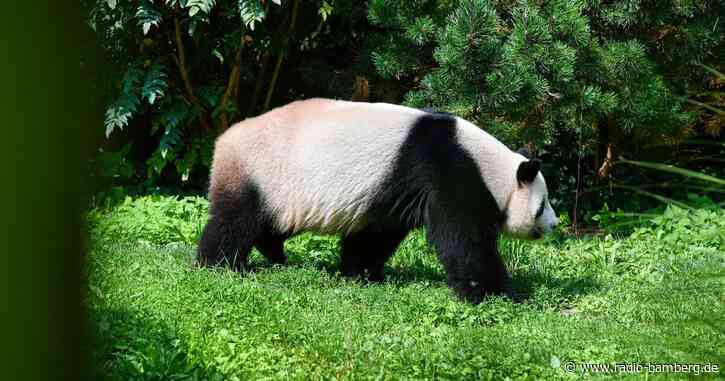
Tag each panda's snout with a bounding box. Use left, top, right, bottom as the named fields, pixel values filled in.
left=550, top=216, right=560, bottom=229
left=543, top=217, right=559, bottom=233
left=532, top=215, right=558, bottom=239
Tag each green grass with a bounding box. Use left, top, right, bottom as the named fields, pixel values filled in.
left=87, top=199, right=725, bottom=380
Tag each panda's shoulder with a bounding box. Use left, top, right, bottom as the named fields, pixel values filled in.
left=418, top=107, right=454, bottom=117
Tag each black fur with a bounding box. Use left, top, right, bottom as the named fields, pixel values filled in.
left=198, top=110, right=517, bottom=303
left=255, top=232, right=288, bottom=265
left=196, top=184, right=287, bottom=270
left=516, top=159, right=540, bottom=184
left=340, top=227, right=408, bottom=282
left=364, top=112, right=514, bottom=303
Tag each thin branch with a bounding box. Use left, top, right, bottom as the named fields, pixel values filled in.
left=172, top=3, right=211, bottom=130
left=686, top=98, right=725, bottom=115
left=174, top=7, right=198, bottom=105
left=610, top=184, right=693, bottom=209
left=262, top=0, right=300, bottom=112
left=597, top=143, right=613, bottom=178
left=263, top=53, right=285, bottom=112
left=219, top=33, right=245, bottom=131
left=617, top=157, right=725, bottom=186
left=245, top=53, right=270, bottom=117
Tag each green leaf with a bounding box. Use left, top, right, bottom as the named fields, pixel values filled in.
left=319, top=1, right=333, bottom=22
left=141, top=63, right=167, bottom=105
left=238, top=0, right=265, bottom=31
left=176, top=147, right=199, bottom=182
left=212, top=48, right=224, bottom=64
left=105, top=63, right=144, bottom=138
left=105, top=107, right=133, bottom=138
left=155, top=97, right=190, bottom=135
left=187, top=0, right=216, bottom=17
left=136, top=1, right=162, bottom=35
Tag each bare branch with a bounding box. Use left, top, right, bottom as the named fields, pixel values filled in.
left=172, top=3, right=211, bottom=130
left=262, top=0, right=300, bottom=112
left=219, top=33, right=245, bottom=131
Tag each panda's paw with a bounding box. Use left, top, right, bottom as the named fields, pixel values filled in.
left=456, top=282, right=524, bottom=304
left=506, top=290, right=525, bottom=304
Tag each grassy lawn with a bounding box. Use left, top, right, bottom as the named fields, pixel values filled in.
left=87, top=198, right=724, bottom=380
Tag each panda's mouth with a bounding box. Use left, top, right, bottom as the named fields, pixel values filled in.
left=530, top=227, right=543, bottom=240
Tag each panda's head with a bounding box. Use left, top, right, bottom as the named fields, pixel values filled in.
left=502, top=157, right=559, bottom=239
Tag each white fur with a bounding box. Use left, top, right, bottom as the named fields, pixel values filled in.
left=215, top=99, right=423, bottom=234
left=214, top=99, right=557, bottom=237
left=453, top=118, right=557, bottom=237
left=453, top=118, right=525, bottom=211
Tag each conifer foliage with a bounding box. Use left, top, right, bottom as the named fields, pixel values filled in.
left=368, top=0, right=723, bottom=160
left=88, top=0, right=723, bottom=207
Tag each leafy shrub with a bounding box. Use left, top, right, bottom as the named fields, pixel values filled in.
left=591, top=157, right=725, bottom=234
left=88, top=195, right=209, bottom=245
left=630, top=206, right=725, bottom=251
left=88, top=0, right=365, bottom=191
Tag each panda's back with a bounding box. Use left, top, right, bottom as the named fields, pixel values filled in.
left=214, top=99, right=424, bottom=234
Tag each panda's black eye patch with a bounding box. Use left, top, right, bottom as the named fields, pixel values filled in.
left=535, top=200, right=545, bottom=218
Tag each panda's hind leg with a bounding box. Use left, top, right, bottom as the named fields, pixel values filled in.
left=340, top=227, right=407, bottom=282
left=196, top=186, right=262, bottom=271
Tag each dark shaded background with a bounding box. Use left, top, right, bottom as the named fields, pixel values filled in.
left=1, top=3, right=96, bottom=380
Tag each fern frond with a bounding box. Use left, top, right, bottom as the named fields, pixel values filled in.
left=176, top=146, right=199, bottom=182
left=197, top=86, right=225, bottom=110
left=141, top=63, right=167, bottom=105
left=159, top=98, right=190, bottom=132
left=159, top=127, right=182, bottom=160
left=105, top=106, right=133, bottom=138
left=197, top=135, right=216, bottom=167
left=238, top=0, right=265, bottom=30
left=188, top=0, right=216, bottom=17
left=136, top=1, right=162, bottom=35
left=105, top=63, right=144, bottom=137
left=122, top=64, right=144, bottom=94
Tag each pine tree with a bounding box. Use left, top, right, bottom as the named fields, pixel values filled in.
left=367, top=0, right=724, bottom=212
left=368, top=0, right=723, bottom=155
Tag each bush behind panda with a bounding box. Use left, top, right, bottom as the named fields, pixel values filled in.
left=197, top=98, right=559, bottom=303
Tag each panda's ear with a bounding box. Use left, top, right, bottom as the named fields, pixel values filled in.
left=517, top=159, right=541, bottom=184
left=516, top=147, right=531, bottom=159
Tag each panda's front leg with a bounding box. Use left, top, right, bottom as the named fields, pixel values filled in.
left=431, top=229, right=518, bottom=304
left=444, top=250, right=517, bottom=304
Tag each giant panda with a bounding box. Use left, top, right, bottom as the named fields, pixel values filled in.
left=197, top=98, right=559, bottom=303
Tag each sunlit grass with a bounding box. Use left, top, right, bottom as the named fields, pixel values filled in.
left=87, top=201, right=725, bottom=380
